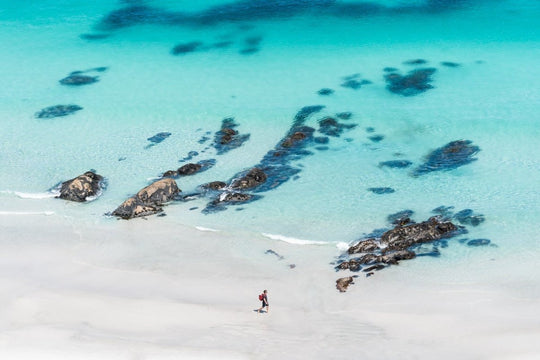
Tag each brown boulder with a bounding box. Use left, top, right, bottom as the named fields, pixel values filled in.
left=58, top=171, right=104, bottom=202
left=230, top=167, right=267, bottom=190
left=336, top=277, right=355, bottom=292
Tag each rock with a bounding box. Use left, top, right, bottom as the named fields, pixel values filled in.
left=35, top=104, right=83, bottom=119
left=384, top=68, right=436, bottom=96
left=314, top=136, right=329, bottom=144
left=177, top=163, right=203, bottom=176
left=59, top=74, right=98, bottom=86
left=214, top=118, right=250, bottom=154
left=387, top=210, right=415, bottom=225
left=336, top=277, right=355, bottom=292
left=467, top=238, right=491, bottom=247
left=368, top=187, right=395, bottom=194
left=171, top=41, right=203, bottom=55
left=441, top=61, right=460, bottom=68
left=412, top=140, right=480, bottom=176
left=281, top=131, right=307, bottom=148
left=218, top=192, right=253, bottom=203
left=368, top=134, right=384, bottom=142
left=336, top=112, right=352, bottom=120
left=112, top=178, right=180, bottom=219
left=363, top=264, right=386, bottom=272
left=453, top=209, right=485, bottom=226
left=162, top=170, right=178, bottom=177
left=230, top=167, right=267, bottom=190
left=80, top=33, right=110, bottom=40
left=265, top=249, right=284, bottom=260
left=383, top=67, right=398, bottom=72
left=336, top=259, right=362, bottom=272
left=379, top=250, right=416, bottom=264
left=57, top=171, right=104, bottom=202
left=202, top=181, right=227, bottom=190
left=381, top=217, right=458, bottom=251
left=379, top=160, right=412, bottom=169
left=147, top=132, right=171, bottom=144
left=318, top=117, right=356, bottom=137
left=403, top=59, right=428, bottom=65
left=340, top=79, right=363, bottom=89
left=347, top=239, right=379, bottom=254
left=317, top=88, right=334, bottom=96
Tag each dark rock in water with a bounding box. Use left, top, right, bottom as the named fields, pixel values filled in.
left=379, top=250, right=416, bottom=264
left=201, top=181, right=227, bottom=190
left=365, top=127, right=375, bottom=133
left=348, top=239, right=379, bottom=254
left=281, top=131, right=307, bottom=148
left=453, top=209, right=485, bottom=226
left=314, top=136, right=329, bottom=144
left=318, top=117, right=357, bottom=137
left=57, top=171, right=104, bottom=202
left=368, top=187, right=395, bottom=194
left=336, top=277, right=355, bottom=293
left=80, top=33, right=110, bottom=40
left=317, top=88, right=334, bottom=96
left=403, top=59, right=428, bottom=65
left=432, top=205, right=454, bottom=218
left=384, top=68, right=437, bottom=96
left=147, top=132, right=171, bottom=144
left=412, top=140, right=480, bottom=176
left=441, top=61, right=460, bottom=68
left=315, top=146, right=329, bottom=151
left=383, top=67, right=398, bottom=72
left=218, top=192, right=253, bottom=203
left=59, top=74, right=98, bottom=86
left=336, top=112, right=352, bottom=120
left=467, top=238, right=491, bottom=247
left=293, top=105, right=325, bottom=126
left=230, top=167, right=267, bottom=190
left=368, top=135, right=384, bottom=142
left=162, top=170, right=178, bottom=178
left=340, top=79, right=363, bottom=90
left=92, top=67, right=109, bottom=72
left=363, top=264, right=386, bottom=272
left=112, top=178, right=180, bottom=219
left=379, top=160, right=412, bottom=169
left=387, top=210, right=415, bottom=225
left=265, top=249, right=284, bottom=260
left=171, top=41, right=203, bottom=55
left=35, top=105, right=83, bottom=119
left=177, top=163, right=202, bottom=176
left=381, top=217, right=458, bottom=252
left=239, top=47, right=259, bottom=55
left=213, top=117, right=250, bottom=155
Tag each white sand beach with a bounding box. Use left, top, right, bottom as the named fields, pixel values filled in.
left=1, top=199, right=539, bottom=360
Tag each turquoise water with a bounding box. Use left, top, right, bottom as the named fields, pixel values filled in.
left=1, top=0, right=539, bottom=258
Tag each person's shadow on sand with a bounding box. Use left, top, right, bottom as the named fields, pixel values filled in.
left=253, top=309, right=267, bottom=313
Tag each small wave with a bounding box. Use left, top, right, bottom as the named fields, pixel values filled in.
left=262, top=233, right=330, bottom=246
left=0, top=211, right=54, bottom=216
left=195, top=226, right=220, bottom=232
left=0, top=190, right=57, bottom=199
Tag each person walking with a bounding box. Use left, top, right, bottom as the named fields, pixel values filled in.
left=258, top=290, right=269, bottom=313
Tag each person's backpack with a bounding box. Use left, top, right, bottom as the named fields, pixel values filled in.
left=258, top=294, right=264, bottom=301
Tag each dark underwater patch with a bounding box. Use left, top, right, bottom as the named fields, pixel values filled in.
left=384, top=68, right=437, bottom=96
left=368, top=187, right=395, bottom=194
left=35, top=105, right=83, bottom=119
left=213, top=117, right=250, bottom=155
left=171, top=41, right=204, bottom=55
left=379, top=160, right=413, bottom=169
left=412, top=140, right=480, bottom=176
left=145, top=132, right=171, bottom=149
left=317, top=88, right=334, bottom=96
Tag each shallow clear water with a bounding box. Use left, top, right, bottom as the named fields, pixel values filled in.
left=0, top=0, right=539, bottom=261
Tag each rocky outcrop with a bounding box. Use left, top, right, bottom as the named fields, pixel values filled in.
left=57, top=171, right=104, bottom=202
left=35, top=104, right=83, bottom=119
left=112, top=178, right=180, bottom=219
left=412, top=140, right=480, bottom=176
left=337, top=216, right=461, bottom=277
left=59, top=74, right=98, bottom=86
left=213, top=118, right=250, bottom=155
left=230, top=167, right=267, bottom=190
left=384, top=68, right=436, bottom=96
left=336, top=277, right=355, bottom=292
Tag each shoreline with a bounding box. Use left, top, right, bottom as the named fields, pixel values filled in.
left=1, top=205, right=539, bottom=359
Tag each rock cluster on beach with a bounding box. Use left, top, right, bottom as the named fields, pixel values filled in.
left=112, top=178, right=180, bottom=219
left=336, top=216, right=461, bottom=282
left=57, top=171, right=104, bottom=202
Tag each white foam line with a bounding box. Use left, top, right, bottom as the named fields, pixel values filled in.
left=195, top=226, right=220, bottom=232
left=0, top=211, right=54, bottom=216
left=262, top=233, right=329, bottom=246
left=1, top=190, right=57, bottom=199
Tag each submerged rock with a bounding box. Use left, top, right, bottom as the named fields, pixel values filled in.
left=336, top=277, right=355, bottom=292
left=57, top=171, right=104, bottom=202
left=384, top=68, right=436, bottom=96
left=213, top=117, right=250, bottom=154
left=387, top=210, right=415, bottom=225
left=59, top=74, right=99, bottom=86
left=201, top=181, right=227, bottom=190
left=230, top=167, right=267, bottom=190
left=453, top=209, right=485, bottom=226
left=317, top=88, right=334, bottom=96
left=112, top=178, right=180, bottom=219
left=171, top=41, right=203, bottom=55
left=318, top=117, right=357, bottom=137
left=403, top=59, right=428, bottom=65
left=441, top=61, right=460, bottom=68
left=412, top=140, right=480, bottom=176
left=379, top=160, right=412, bottom=169
left=177, top=163, right=203, bottom=176
left=147, top=132, right=171, bottom=144
left=368, top=187, right=395, bottom=194
left=467, top=238, right=491, bottom=247
left=35, top=104, right=83, bottom=119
